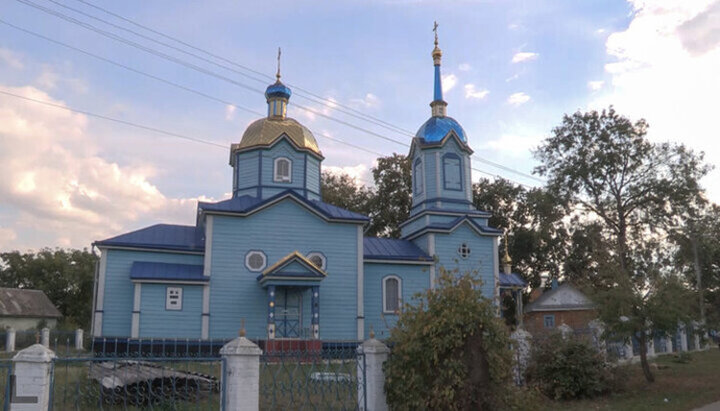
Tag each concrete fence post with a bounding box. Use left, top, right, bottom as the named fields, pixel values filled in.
left=6, top=328, right=16, bottom=353
left=679, top=326, right=689, bottom=352
left=646, top=337, right=655, bottom=357
left=510, top=328, right=532, bottom=386
left=11, top=344, right=56, bottom=410
left=40, top=328, right=50, bottom=348
left=357, top=336, right=390, bottom=411
left=74, top=329, right=84, bottom=351
left=219, top=335, right=262, bottom=411
left=665, top=335, right=673, bottom=353
left=623, top=340, right=634, bottom=361
left=557, top=323, right=573, bottom=340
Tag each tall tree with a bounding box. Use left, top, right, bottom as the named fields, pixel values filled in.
left=320, top=171, right=373, bottom=215
left=0, top=248, right=97, bottom=328
left=534, top=107, right=711, bottom=382
left=366, top=154, right=412, bottom=238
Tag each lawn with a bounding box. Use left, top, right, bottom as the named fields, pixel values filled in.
left=541, top=348, right=720, bottom=411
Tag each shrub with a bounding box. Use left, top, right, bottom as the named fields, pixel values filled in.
left=527, top=332, right=620, bottom=400
left=383, top=268, right=514, bottom=410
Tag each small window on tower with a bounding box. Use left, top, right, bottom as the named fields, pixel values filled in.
left=414, top=158, right=424, bottom=195
left=443, top=154, right=462, bottom=191
left=274, top=157, right=292, bottom=182
left=166, top=287, right=183, bottom=310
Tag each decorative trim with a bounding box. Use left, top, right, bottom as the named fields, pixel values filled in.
left=257, top=151, right=262, bottom=198
left=400, top=208, right=491, bottom=229
left=131, top=279, right=208, bottom=285
left=493, top=238, right=500, bottom=309
left=203, top=215, right=213, bottom=277
left=363, top=259, right=433, bottom=265
left=131, top=283, right=141, bottom=338
left=165, top=286, right=183, bottom=311
left=201, top=284, right=210, bottom=339
left=404, top=218, right=502, bottom=241
left=357, top=225, right=364, bottom=340
left=413, top=157, right=424, bottom=196
left=435, top=152, right=441, bottom=198
left=92, top=250, right=108, bottom=337
left=428, top=234, right=436, bottom=289
left=273, top=156, right=292, bottom=183
left=233, top=184, right=321, bottom=196
left=245, top=250, right=267, bottom=272
left=382, top=275, right=402, bottom=314
left=442, top=153, right=463, bottom=192
left=96, top=245, right=204, bottom=255
left=230, top=133, right=325, bottom=161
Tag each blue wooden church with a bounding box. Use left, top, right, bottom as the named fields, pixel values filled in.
left=91, top=34, right=523, bottom=345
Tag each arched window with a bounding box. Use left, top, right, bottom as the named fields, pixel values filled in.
left=383, top=276, right=402, bottom=314
left=274, top=157, right=292, bottom=182
left=442, top=153, right=462, bottom=191
left=413, top=158, right=424, bottom=195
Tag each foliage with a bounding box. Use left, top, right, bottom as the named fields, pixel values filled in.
left=320, top=171, right=372, bottom=215
left=366, top=153, right=412, bottom=238
left=384, top=268, right=513, bottom=410
left=534, top=107, right=710, bottom=382
left=0, top=248, right=97, bottom=328
left=528, top=333, right=621, bottom=400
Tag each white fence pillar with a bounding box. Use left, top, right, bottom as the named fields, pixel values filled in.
left=358, top=336, right=390, bottom=411
left=557, top=323, right=573, bottom=339
left=40, top=328, right=50, bottom=348
left=510, top=329, right=531, bottom=386
left=623, top=341, right=634, bottom=361
left=11, top=344, right=56, bottom=410
left=646, top=337, right=655, bottom=357
left=679, top=327, right=689, bottom=352
left=665, top=335, right=673, bottom=353
left=74, top=329, right=84, bottom=350
left=6, top=328, right=16, bottom=353
left=219, top=334, right=262, bottom=411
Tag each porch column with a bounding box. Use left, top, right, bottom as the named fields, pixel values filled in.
left=311, top=286, right=320, bottom=339
left=267, top=285, right=276, bottom=340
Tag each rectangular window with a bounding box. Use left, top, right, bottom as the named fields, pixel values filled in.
left=443, top=156, right=462, bottom=191
left=543, top=314, right=555, bottom=328
left=166, top=287, right=183, bottom=310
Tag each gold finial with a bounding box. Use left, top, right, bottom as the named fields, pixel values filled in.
left=369, top=325, right=375, bottom=339
left=276, top=47, right=282, bottom=82
left=239, top=318, right=246, bottom=337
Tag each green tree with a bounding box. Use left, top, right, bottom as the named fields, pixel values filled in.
left=384, top=268, right=513, bottom=410
left=320, top=171, right=372, bottom=215
left=366, top=153, right=411, bottom=238
left=534, top=107, right=711, bottom=382
left=0, top=248, right=97, bottom=328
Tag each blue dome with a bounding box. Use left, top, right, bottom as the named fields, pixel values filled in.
left=265, top=81, right=292, bottom=100
left=415, top=116, right=467, bottom=143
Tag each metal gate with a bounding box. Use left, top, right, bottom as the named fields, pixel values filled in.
left=1, top=361, right=12, bottom=411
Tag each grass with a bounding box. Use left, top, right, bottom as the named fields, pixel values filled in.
left=538, top=348, right=720, bottom=411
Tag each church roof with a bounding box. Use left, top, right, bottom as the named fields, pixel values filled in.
left=498, top=272, right=526, bottom=288
left=230, top=117, right=322, bottom=159
left=524, top=283, right=596, bottom=313
left=415, top=116, right=467, bottom=143
left=363, top=237, right=433, bottom=262
left=0, top=288, right=62, bottom=318
left=199, top=191, right=369, bottom=222
left=130, top=262, right=208, bottom=283
left=95, top=224, right=204, bottom=252
left=403, top=215, right=503, bottom=240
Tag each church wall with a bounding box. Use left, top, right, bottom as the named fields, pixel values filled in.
left=433, top=224, right=496, bottom=299
left=208, top=200, right=360, bottom=340
left=306, top=156, right=321, bottom=200
left=139, top=283, right=203, bottom=338
left=100, top=249, right=203, bottom=337
left=259, top=140, right=315, bottom=198
left=363, top=262, right=430, bottom=340
left=234, top=151, right=259, bottom=194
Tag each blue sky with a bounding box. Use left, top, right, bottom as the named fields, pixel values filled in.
left=1, top=0, right=718, bottom=250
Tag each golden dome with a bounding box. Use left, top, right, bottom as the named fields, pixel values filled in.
left=229, top=117, right=322, bottom=163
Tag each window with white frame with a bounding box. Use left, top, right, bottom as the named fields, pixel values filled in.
left=383, top=276, right=402, bottom=314
left=307, top=252, right=326, bottom=270
left=274, top=157, right=292, bottom=182
left=245, top=251, right=267, bottom=272
left=166, top=287, right=183, bottom=310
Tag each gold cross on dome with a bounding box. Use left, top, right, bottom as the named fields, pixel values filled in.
left=433, top=21, right=439, bottom=45
left=276, top=47, right=282, bottom=81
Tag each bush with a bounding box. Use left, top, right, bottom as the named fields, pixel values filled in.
left=527, top=332, right=620, bottom=400
left=383, top=269, right=514, bottom=410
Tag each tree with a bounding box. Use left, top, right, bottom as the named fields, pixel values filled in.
left=0, top=248, right=97, bottom=328
left=384, top=268, right=513, bottom=410
left=534, top=107, right=711, bottom=382
left=320, top=171, right=372, bottom=215
left=366, top=153, right=412, bottom=238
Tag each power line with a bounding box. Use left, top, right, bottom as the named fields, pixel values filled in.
left=16, top=0, right=545, bottom=185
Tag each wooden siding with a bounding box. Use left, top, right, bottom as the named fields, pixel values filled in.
left=363, top=263, right=430, bottom=339
left=434, top=224, right=496, bottom=299
left=260, top=140, right=311, bottom=198
left=235, top=151, right=259, bottom=193
left=101, top=249, right=202, bottom=337
left=139, top=284, right=203, bottom=338
left=208, top=199, right=360, bottom=340
left=306, top=156, right=320, bottom=198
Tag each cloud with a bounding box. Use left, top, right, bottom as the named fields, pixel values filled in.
left=298, top=96, right=338, bottom=123
left=225, top=104, right=236, bottom=120
left=588, top=80, right=604, bottom=91
left=0, top=48, right=23, bottom=70
left=442, top=74, right=458, bottom=92
left=593, top=0, right=720, bottom=202
left=458, top=63, right=471, bottom=71
left=505, top=73, right=520, bottom=82
left=0, top=85, right=212, bottom=249
left=464, top=84, right=489, bottom=100
left=507, top=92, right=531, bottom=106
left=481, top=133, right=544, bottom=157
left=511, top=52, right=539, bottom=63
left=350, top=93, right=381, bottom=109
left=323, top=164, right=372, bottom=186
left=36, top=67, right=88, bottom=94
left=0, top=227, right=18, bottom=249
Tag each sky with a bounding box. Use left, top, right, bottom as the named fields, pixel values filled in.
left=0, top=0, right=719, bottom=251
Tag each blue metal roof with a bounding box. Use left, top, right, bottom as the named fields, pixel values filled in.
left=95, top=224, right=204, bottom=252
left=363, top=237, right=433, bottom=262
left=404, top=215, right=503, bottom=239
left=415, top=116, right=467, bottom=143
left=130, top=262, right=207, bottom=282
left=265, top=81, right=291, bottom=99
left=499, top=272, right=526, bottom=288
left=199, top=191, right=369, bottom=222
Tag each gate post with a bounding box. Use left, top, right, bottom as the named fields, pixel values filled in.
left=74, top=329, right=84, bottom=350
left=40, top=328, right=50, bottom=348
left=11, top=344, right=56, bottom=410
left=357, top=333, right=390, bottom=411
left=6, top=328, right=16, bottom=353
left=220, top=332, right=262, bottom=411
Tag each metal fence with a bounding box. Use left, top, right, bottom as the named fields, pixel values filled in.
left=0, top=360, right=11, bottom=411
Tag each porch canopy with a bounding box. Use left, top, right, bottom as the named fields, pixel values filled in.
left=256, top=251, right=327, bottom=287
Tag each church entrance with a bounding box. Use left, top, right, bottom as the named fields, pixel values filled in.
left=275, top=287, right=303, bottom=338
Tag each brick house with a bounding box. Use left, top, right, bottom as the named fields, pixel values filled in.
left=523, top=282, right=596, bottom=334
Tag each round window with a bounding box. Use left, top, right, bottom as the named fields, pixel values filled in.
left=307, top=252, right=326, bottom=270
left=458, top=243, right=471, bottom=259
left=245, top=251, right=267, bottom=271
